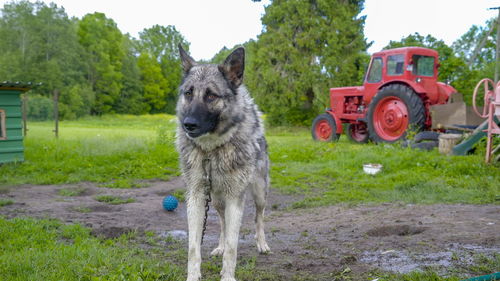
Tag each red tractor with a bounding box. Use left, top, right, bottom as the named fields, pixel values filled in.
left=312, top=47, right=457, bottom=143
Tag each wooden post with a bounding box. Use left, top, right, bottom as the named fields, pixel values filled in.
left=53, top=89, right=59, bottom=138
left=22, top=94, right=28, bottom=136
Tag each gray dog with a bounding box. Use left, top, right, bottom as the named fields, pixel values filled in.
left=175, top=45, right=270, bottom=281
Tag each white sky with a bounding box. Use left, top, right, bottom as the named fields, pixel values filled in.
left=0, top=0, right=498, bottom=60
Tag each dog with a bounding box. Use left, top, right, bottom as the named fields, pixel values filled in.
left=175, top=45, right=271, bottom=281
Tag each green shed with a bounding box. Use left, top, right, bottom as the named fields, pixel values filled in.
left=0, top=82, right=32, bottom=164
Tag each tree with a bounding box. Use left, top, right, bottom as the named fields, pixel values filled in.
left=384, top=32, right=488, bottom=104
left=0, top=1, right=90, bottom=119
left=137, top=25, right=189, bottom=113
left=452, top=18, right=497, bottom=100
left=116, top=35, right=147, bottom=115
left=137, top=52, right=169, bottom=113
left=453, top=18, right=497, bottom=70
left=246, top=0, right=369, bottom=125
left=78, top=12, right=125, bottom=114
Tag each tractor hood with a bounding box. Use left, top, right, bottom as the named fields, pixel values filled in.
left=330, top=86, right=364, bottom=96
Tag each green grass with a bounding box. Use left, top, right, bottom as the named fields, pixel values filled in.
left=57, top=187, right=87, bottom=196
left=172, top=189, right=186, bottom=202
left=95, top=195, right=135, bottom=205
left=0, top=199, right=13, bottom=207
left=0, top=114, right=179, bottom=188
left=267, top=127, right=500, bottom=207
left=0, top=114, right=499, bottom=206
left=0, top=217, right=185, bottom=281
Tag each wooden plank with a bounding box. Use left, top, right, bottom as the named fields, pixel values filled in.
left=0, top=136, right=22, bottom=141
left=0, top=93, right=21, bottom=106
left=0, top=147, right=23, bottom=153
left=0, top=152, right=24, bottom=164
left=6, top=119, right=22, bottom=129
left=0, top=140, right=23, bottom=149
left=5, top=128, right=22, bottom=138
left=3, top=106, right=22, bottom=116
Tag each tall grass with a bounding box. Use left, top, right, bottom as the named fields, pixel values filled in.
left=0, top=115, right=179, bottom=188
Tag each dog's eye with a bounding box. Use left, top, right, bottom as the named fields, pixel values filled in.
left=205, top=90, right=218, bottom=101
left=184, top=91, right=192, bottom=98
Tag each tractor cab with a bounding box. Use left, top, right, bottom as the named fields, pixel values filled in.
left=363, top=47, right=446, bottom=105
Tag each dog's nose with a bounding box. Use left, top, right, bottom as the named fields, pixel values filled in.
left=183, top=117, right=199, bottom=132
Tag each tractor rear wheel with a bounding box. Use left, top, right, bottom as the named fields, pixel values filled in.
left=367, top=84, right=425, bottom=143
left=312, top=113, right=339, bottom=142
left=345, top=123, right=369, bottom=143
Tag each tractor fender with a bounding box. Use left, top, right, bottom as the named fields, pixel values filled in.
left=364, top=80, right=427, bottom=104
left=326, top=110, right=343, bottom=134
left=436, top=82, right=457, bottom=103
left=378, top=80, right=427, bottom=95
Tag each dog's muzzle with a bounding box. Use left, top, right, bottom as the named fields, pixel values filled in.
left=183, top=117, right=203, bottom=138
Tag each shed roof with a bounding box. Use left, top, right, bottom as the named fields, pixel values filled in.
left=0, top=81, right=35, bottom=92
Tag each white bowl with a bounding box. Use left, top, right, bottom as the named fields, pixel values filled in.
left=363, top=163, right=383, bottom=175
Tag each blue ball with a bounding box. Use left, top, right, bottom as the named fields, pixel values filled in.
left=163, top=195, right=178, bottom=211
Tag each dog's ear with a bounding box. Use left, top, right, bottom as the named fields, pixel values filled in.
left=178, top=44, right=196, bottom=74
left=218, top=47, right=245, bottom=89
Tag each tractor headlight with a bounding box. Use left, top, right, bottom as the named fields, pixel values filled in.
left=416, top=77, right=422, bottom=83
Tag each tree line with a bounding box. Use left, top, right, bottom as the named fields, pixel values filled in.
left=0, top=0, right=497, bottom=125
left=0, top=1, right=189, bottom=120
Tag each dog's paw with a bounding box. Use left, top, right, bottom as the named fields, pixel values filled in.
left=220, top=277, right=237, bottom=281
left=256, top=240, right=271, bottom=254
left=186, top=273, right=201, bottom=281
left=210, top=247, right=224, bottom=256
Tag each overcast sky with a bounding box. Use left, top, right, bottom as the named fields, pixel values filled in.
left=0, top=0, right=498, bottom=60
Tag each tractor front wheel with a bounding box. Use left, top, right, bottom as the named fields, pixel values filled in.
left=367, top=84, right=425, bottom=143
left=312, top=113, right=339, bottom=142
left=345, top=122, right=369, bottom=143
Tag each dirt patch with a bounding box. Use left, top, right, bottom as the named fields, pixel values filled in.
left=0, top=177, right=499, bottom=279
left=91, top=226, right=134, bottom=239
left=366, top=225, right=428, bottom=237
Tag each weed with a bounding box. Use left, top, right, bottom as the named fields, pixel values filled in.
left=172, top=189, right=186, bottom=202
left=95, top=195, right=135, bottom=205
left=0, top=199, right=14, bottom=207
left=71, top=206, right=92, bottom=213
left=57, top=187, right=87, bottom=196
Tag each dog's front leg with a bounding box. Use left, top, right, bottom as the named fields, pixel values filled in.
left=186, top=194, right=205, bottom=281
left=220, top=195, right=245, bottom=281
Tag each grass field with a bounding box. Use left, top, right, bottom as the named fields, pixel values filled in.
left=0, top=114, right=499, bottom=281
left=1, top=114, right=498, bottom=205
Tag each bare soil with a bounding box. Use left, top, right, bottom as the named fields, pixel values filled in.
left=1, top=177, right=499, bottom=279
